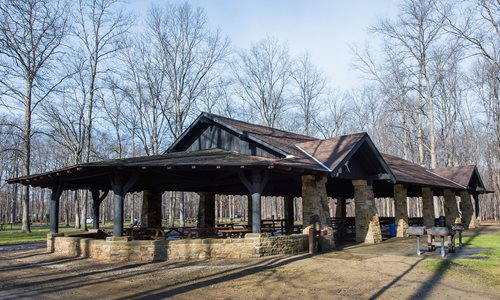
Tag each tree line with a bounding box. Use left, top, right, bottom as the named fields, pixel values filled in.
left=0, top=0, right=498, bottom=232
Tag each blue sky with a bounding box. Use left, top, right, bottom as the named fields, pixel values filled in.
left=128, top=0, right=400, bottom=90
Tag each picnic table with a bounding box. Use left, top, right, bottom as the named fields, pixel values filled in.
left=217, top=228, right=252, bottom=238
left=125, top=227, right=165, bottom=240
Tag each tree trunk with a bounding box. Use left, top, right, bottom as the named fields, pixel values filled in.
left=74, top=191, right=80, bottom=229
left=21, top=81, right=32, bottom=233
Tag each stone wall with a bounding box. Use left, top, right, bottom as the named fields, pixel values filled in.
left=50, top=234, right=168, bottom=262
left=48, top=232, right=309, bottom=262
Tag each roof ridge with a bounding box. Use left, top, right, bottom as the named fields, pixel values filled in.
left=204, top=112, right=317, bottom=140
left=295, top=145, right=332, bottom=172
left=431, top=165, right=475, bottom=170
left=425, top=169, right=467, bottom=189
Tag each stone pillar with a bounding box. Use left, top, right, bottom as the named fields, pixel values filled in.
left=197, top=192, right=215, bottom=228
left=394, top=184, right=409, bottom=237
left=444, top=189, right=460, bottom=227
left=302, top=174, right=334, bottom=250
left=460, top=191, right=478, bottom=229
left=421, top=187, right=434, bottom=229
left=302, top=175, right=330, bottom=227
left=284, top=195, right=294, bottom=234
left=141, top=190, right=162, bottom=228
left=353, top=180, right=382, bottom=244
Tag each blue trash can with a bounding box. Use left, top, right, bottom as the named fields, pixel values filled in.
left=389, top=223, right=396, bottom=237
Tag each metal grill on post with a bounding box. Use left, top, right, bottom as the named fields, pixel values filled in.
left=432, top=227, right=450, bottom=257
left=408, top=226, right=426, bottom=255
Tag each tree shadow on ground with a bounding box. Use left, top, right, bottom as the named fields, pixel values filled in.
left=407, top=226, right=485, bottom=299
left=1, top=253, right=293, bottom=299
left=125, top=254, right=313, bottom=299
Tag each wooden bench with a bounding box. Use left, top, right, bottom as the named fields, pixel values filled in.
left=217, top=229, right=252, bottom=238
left=125, top=227, right=165, bottom=240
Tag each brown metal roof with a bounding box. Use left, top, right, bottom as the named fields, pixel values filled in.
left=209, top=113, right=317, bottom=157
left=430, top=165, right=475, bottom=188
left=295, top=132, right=366, bottom=171
left=431, top=165, right=491, bottom=193
left=8, top=112, right=475, bottom=194
left=382, top=154, right=465, bottom=189
left=8, top=149, right=326, bottom=187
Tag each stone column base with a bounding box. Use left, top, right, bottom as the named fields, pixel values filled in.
left=47, top=233, right=65, bottom=253
left=302, top=225, right=335, bottom=251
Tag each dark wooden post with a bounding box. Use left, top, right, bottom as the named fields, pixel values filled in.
left=91, top=189, right=108, bottom=230
left=473, top=193, right=480, bottom=221
left=336, top=198, right=347, bottom=219
left=141, top=190, right=163, bottom=228
left=247, top=194, right=253, bottom=228
left=113, top=182, right=124, bottom=236
left=284, top=195, right=294, bottom=234
left=197, top=192, right=215, bottom=227
left=110, top=173, right=137, bottom=237
left=205, top=193, right=215, bottom=228
left=335, top=197, right=346, bottom=238
left=251, top=190, right=261, bottom=233
left=49, top=182, right=63, bottom=233
left=239, top=170, right=268, bottom=233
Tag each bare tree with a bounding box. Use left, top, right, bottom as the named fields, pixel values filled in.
left=352, top=42, right=418, bottom=160
left=144, top=3, right=229, bottom=226
left=73, top=0, right=132, bottom=230
left=147, top=3, right=230, bottom=140
left=118, top=38, right=170, bottom=156
left=292, top=52, right=326, bottom=136
left=371, top=0, right=448, bottom=168
left=314, top=91, right=350, bottom=139
left=443, top=0, right=500, bottom=71
left=233, top=36, right=292, bottom=127
left=0, top=0, right=69, bottom=232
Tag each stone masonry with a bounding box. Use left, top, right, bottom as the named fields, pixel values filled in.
left=47, top=232, right=309, bottom=262
left=421, top=187, right=435, bottom=228
left=394, top=184, right=409, bottom=237
left=460, top=191, right=478, bottom=229
left=302, top=175, right=331, bottom=227
left=301, top=174, right=335, bottom=249
left=443, top=189, right=460, bottom=227
left=352, top=180, right=382, bottom=244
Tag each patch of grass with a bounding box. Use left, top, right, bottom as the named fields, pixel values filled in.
left=0, top=224, right=85, bottom=245
left=426, top=232, right=500, bottom=288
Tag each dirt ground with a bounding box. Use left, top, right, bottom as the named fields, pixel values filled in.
left=1, top=226, right=499, bottom=300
